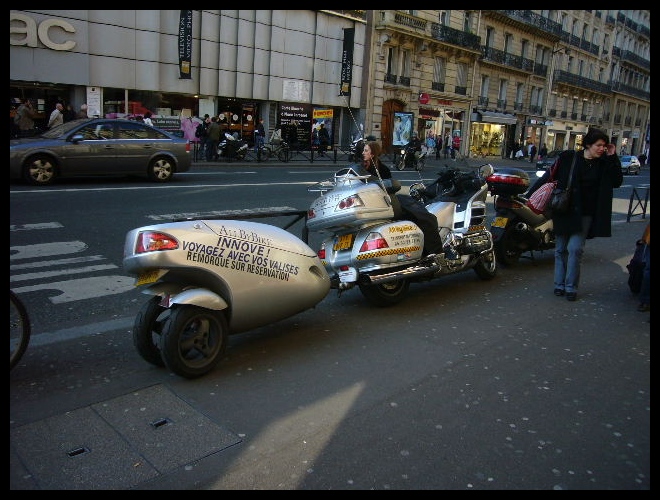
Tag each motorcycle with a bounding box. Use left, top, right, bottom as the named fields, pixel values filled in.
left=395, top=144, right=427, bottom=171
left=485, top=167, right=555, bottom=266
left=307, top=159, right=497, bottom=307
left=348, top=137, right=364, bottom=162
left=122, top=159, right=496, bottom=377
left=218, top=132, right=249, bottom=160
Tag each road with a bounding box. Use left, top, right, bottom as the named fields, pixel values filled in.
left=10, top=159, right=650, bottom=490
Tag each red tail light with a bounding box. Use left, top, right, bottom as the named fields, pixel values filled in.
left=359, top=232, right=389, bottom=252
left=337, top=195, right=363, bottom=210
left=135, top=231, right=179, bottom=254
left=317, top=247, right=326, bottom=259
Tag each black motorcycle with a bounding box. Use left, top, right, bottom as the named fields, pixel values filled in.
left=395, top=144, right=426, bottom=171
left=218, top=133, right=249, bottom=160
left=485, top=167, right=555, bottom=266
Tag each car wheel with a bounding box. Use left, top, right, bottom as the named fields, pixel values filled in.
left=23, top=154, right=57, bottom=185
left=148, top=156, right=174, bottom=182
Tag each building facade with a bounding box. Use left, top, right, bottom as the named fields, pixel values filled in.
left=10, top=10, right=650, bottom=158
left=10, top=10, right=367, bottom=147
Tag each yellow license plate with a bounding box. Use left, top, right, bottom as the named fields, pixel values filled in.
left=468, top=224, right=486, bottom=232
left=135, top=269, right=162, bottom=286
left=333, top=233, right=355, bottom=251
left=491, top=217, right=508, bottom=228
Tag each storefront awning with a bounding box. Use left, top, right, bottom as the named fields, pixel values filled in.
left=479, top=111, right=518, bottom=125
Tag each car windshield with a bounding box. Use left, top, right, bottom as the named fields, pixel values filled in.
left=621, top=156, right=632, bottom=162
left=40, top=119, right=92, bottom=139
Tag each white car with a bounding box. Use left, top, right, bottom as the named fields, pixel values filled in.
left=620, top=155, right=641, bottom=175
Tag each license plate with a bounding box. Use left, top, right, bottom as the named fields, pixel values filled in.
left=338, top=267, right=358, bottom=283
left=135, top=269, right=162, bottom=286
left=334, top=233, right=355, bottom=251
left=491, top=217, right=508, bottom=228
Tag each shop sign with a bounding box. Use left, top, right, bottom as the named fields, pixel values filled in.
left=10, top=12, right=76, bottom=51
left=418, top=93, right=430, bottom=104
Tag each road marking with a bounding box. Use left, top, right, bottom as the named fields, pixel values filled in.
left=11, top=276, right=136, bottom=304
left=10, top=241, right=88, bottom=260
left=10, top=222, right=64, bottom=231
left=10, top=264, right=118, bottom=283
left=10, top=255, right=108, bottom=270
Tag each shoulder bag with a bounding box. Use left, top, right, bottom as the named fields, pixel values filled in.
left=548, top=151, right=577, bottom=215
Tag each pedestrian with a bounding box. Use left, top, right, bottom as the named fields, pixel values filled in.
left=638, top=151, right=647, bottom=166
left=435, top=133, right=443, bottom=160
left=444, top=133, right=451, bottom=159
left=205, top=116, right=221, bottom=162
left=529, top=143, right=537, bottom=163
left=360, top=140, right=444, bottom=257
left=77, top=103, right=89, bottom=119
left=63, top=103, right=76, bottom=123
left=451, top=134, right=461, bottom=159
left=539, top=143, right=548, bottom=161
left=254, top=117, right=265, bottom=153
left=318, top=122, right=330, bottom=156
left=143, top=111, right=154, bottom=127
left=14, top=98, right=37, bottom=137
left=47, top=102, right=64, bottom=129
left=548, top=128, right=623, bottom=301
left=637, top=222, right=650, bottom=312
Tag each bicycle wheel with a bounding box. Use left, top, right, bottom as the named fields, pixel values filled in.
left=10, top=290, right=31, bottom=371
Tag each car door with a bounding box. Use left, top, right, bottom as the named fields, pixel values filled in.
left=59, top=121, right=119, bottom=176
left=114, top=120, right=160, bottom=172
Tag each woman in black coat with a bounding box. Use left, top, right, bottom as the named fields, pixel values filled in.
left=549, top=129, right=623, bottom=301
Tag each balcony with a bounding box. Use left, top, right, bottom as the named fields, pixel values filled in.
left=581, top=114, right=587, bottom=121
left=455, top=86, right=467, bottom=96
left=431, top=82, right=445, bottom=92
left=548, top=109, right=557, bottom=117
left=560, top=111, right=567, bottom=118
left=384, top=73, right=398, bottom=84
left=497, top=99, right=507, bottom=110
left=430, top=23, right=481, bottom=52
left=478, top=96, right=489, bottom=106
left=398, top=76, right=411, bottom=87
left=619, top=50, right=650, bottom=71
left=529, top=105, right=542, bottom=115
left=611, top=81, right=650, bottom=101
left=514, top=102, right=524, bottom=112
left=480, top=46, right=537, bottom=74
left=484, top=10, right=563, bottom=39
left=571, top=112, right=578, bottom=120
left=552, top=70, right=612, bottom=95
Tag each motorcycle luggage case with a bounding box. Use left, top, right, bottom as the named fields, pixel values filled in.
left=307, top=183, right=395, bottom=231
left=486, top=168, right=530, bottom=195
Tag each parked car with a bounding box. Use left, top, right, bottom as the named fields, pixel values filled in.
left=535, top=149, right=562, bottom=172
left=620, top=155, right=641, bottom=175
left=10, top=118, right=191, bottom=186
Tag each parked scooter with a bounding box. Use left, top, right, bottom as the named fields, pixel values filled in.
left=307, top=159, right=497, bottom=306
left=485, top=167, right=555, bottom=266
left=218, top=132, right=249, bottom=160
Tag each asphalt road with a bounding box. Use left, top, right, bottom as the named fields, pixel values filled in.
left=10, top=159, right=650, bottom=490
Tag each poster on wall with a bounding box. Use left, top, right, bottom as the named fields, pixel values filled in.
left=312, top=108, right=334, bottom=147
left=393, top=112, right=413, bottom=146
left=279, top=102, right=312, bottom=147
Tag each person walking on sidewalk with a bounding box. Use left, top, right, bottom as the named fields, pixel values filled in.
left=205, top=116, right=221, bottom=162
left=549, top=128, right=623, bottom=301
left=637, top=222, right=650, bottom=312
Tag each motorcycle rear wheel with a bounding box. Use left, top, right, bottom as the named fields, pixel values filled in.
left=359, top=279, right=410, bottom=307
left=494, top=228, right=523, bottom=266
left=160, top=304, right=228, bottom=379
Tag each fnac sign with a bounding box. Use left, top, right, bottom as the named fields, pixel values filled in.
left=10, top=12, right=76, bottom=51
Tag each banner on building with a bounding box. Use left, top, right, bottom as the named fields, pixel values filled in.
left=178, top=10, right=193, bottom=79
left=339, top=27, right=354, bottom=96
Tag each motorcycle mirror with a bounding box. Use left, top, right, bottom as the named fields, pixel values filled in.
left=479, top=164, right=494, bottom=178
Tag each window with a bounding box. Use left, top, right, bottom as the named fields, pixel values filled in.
left=433, top=57, right=446, bottom=84
left=480, top=75, right=490, bottom=98
left=521, top=39, right=529, bottom=59
left=401, top=49, right=411, bottom=78
left=456, top=62, right=468, bottom=88
left=498, top=80, right=507, bottom=102
left=387, top=47, right=399, bottom=77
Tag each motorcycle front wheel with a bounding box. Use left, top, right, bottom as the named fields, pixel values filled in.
left=473, top=249, right=498, bottom=280
left=359, top=279, right=410, bottom=307
left=395, top=156, right=406, bottom=171
left=160, top=304, right=229, bottom=379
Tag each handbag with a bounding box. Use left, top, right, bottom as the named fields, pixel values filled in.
left=527, top=180, right=557, bottom=214
left=548, top=152, right=577, bottom=215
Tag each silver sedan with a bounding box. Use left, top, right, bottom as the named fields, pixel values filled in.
left=10, top=118, right=191, bottom=186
